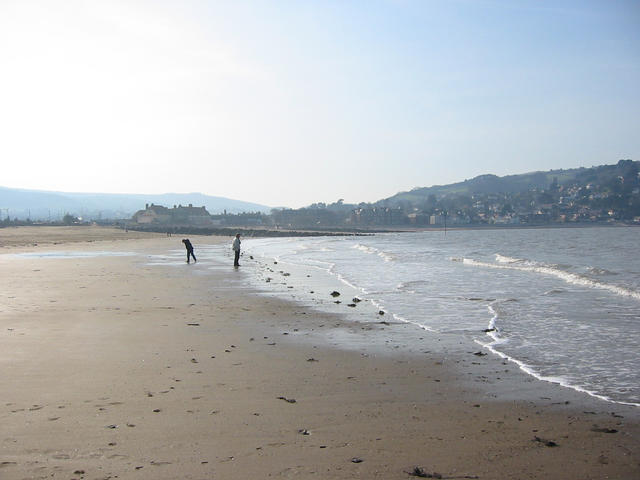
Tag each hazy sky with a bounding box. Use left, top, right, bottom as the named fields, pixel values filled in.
left=1, top=1, right=638, bottom=208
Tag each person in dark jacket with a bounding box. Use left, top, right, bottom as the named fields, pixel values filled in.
left=182, top=238, right=196, bottom=264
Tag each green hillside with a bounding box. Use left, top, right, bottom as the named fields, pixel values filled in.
left=378, top=162, right=635, bottom=207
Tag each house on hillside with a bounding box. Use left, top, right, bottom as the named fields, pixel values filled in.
left=132, top=203, right=212, bottom=226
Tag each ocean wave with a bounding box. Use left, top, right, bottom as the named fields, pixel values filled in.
left=542, top=288, right=566, bottom=296
left=479, top=305, right=640, bottom=407
left=352, top=243, right=395, bottom=262
left=461, top=257, right=640, bottom=301
left=396, top=280, right=430, bottom=293
left=353, top=243, right=376, bottom=254
left=494, top=253, right=552, bottom=268
left=587, top=267, right=618, bottom=276
left=391, top=312, right=437, bottom=332
left=495, top=254, right=521, bottom=264
left=326, top=263, right=367, bottom=293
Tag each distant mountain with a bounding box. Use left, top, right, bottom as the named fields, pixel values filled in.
left=0, top=187, right=272, bottom=221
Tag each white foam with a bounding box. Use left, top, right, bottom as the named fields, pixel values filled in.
left=495, top=254, right=521, bottom=264
left=479, top=304, right=640, bottom=407
left=328, top=264, right=368, bottom=294
left=218, top=235, right=640, bottom=407
left=461, top=256, right=640, bottom=301
left=353, top=243, right=377, bottom=254
left=352, top=243, right=395, bottom=262
left=391, top=312, right=437, bottom=333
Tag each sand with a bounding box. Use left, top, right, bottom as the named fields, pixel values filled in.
left=1, top=226, right=638, bottom=479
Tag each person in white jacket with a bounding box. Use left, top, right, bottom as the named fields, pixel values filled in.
left=232, top=233, right=241, bottom=267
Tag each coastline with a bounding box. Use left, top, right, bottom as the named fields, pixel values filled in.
left=121, top=220, right=639, bottom=238
left=238, top=231, right=640, bottom=408
left=1, top=227, right=638, bottom=479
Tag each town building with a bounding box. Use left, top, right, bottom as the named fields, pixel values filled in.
left=132, top=203, right=212, bottom=225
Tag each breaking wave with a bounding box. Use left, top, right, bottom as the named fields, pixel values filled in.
left=478, top=305, right=640, bottom=407
left=461, top=255, right=640, bottom=301
left=352, top=243, right=396, bottom=262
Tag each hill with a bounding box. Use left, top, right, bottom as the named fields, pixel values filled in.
left=377, top=167, right=588, bottom=206
left=0, top=188, right=271, bottom=221
left=364, top=160, right=639, bottom=225
left=269, top=160, right=639, bottom=228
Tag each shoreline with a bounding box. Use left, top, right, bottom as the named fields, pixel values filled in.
left=1, top=227, right=638, bottom=479
left=123, top=220, right=638, bottom=236
left=233, top=235, right=640, bottom=410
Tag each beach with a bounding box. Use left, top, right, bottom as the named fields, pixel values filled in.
left=1, top=226, right=638, bottom=479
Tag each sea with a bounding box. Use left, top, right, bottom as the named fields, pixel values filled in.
left=211, top=226, right=639, bottom=407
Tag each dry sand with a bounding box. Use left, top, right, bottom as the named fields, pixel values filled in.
left=1, top=226, right=638, bottom=479
left=0, top=225, right=165, bottom=249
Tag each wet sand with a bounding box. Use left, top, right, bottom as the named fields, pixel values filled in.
left=1, top=226, right=638, bottom=479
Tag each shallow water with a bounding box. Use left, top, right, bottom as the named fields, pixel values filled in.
left=235, top=227, right=640, bottom=407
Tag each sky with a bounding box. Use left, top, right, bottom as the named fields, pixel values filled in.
left=1, top=0, right=638, bottom=208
